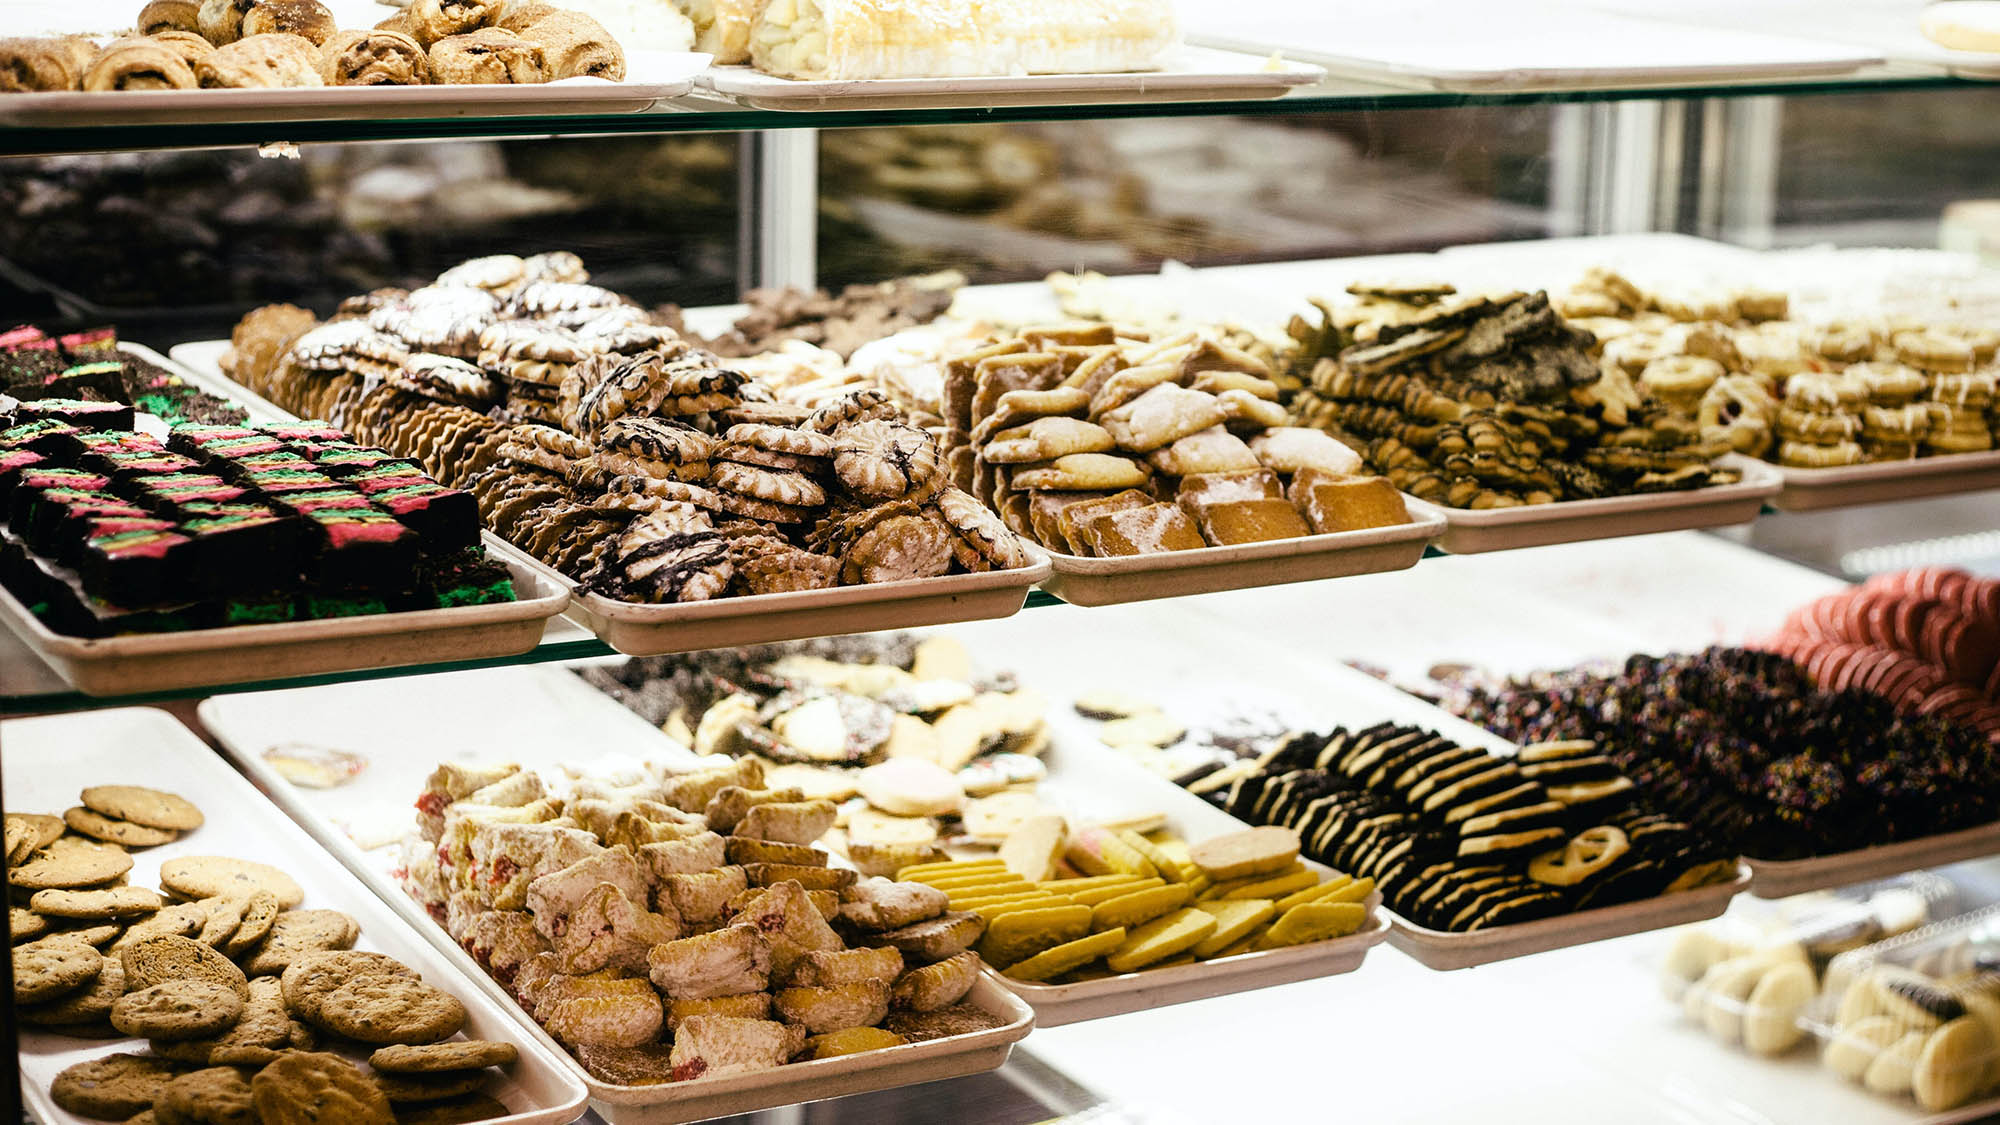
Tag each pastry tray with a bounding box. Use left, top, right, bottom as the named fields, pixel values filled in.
left=1743, top=819, right=2000, bottom=899
left=0, top=51, right=709, bottom=127
left=0, top=533, right=569, bottom=697
left=1764, top=449, right=2000, bottom=512
left=694, top=47, right=1324, bottom=111
left=7, top=706, right=591, bottom=1125
left=195, top=676, right=1035, bottom=1125
left=169, top=338, right=1056, bottom=657
left=1035, top=499, right=1447, bottom=608
left=1423, top=456, right=1784, bottom=554
left=120, top=341, right=290, bottom=424
left=1381, top=865, right=1752, bottom=972
left=566, top=552, right=1054, bottom=657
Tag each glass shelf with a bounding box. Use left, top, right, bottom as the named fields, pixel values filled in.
left=0, top=71, right=1976, bottom=158
left=0, top=588, right=1074, bottom=716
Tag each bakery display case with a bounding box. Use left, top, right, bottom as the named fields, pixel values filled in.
left=13, top=1, right=2000, bottom=1122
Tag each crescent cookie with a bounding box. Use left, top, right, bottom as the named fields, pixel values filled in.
left=833, top=421, right=941, bottom=500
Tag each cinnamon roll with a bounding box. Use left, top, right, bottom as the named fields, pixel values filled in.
left=193, top=31, right=323, bottom=86
left=147, top=29, right=215, bottom=66
left=136, top=0, right=203, bottom=35
left=427, top=26, right=546, bottom=82
left=318, top=27, right=430, bottom=85
left=84, top=36, right=199, bottom=89
left=406, top=0, right=503, bottom=47
left=0, top=37, right=98, bottom=92
left=240, top=0, right=337, bottom=46
left=516, top=10, right=622, bottom=79
left=197, top=0, right=258, bottom=45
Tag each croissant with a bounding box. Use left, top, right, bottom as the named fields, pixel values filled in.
left=0, top=37, right=99, bottom=91
left=749, top=0, right=1178, bottom=80
left=318, top=28, right=430, bottom=84
left=515, top=10, right=622, bottom=80
left=84, top=37, right=199, bottom=89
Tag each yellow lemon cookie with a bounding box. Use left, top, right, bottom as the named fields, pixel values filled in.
left=977, top=905, right=1092, bottom=969
left=1064, top=826, right=1157, bottom=879
left=1105, top=909, right=1217, bottom=973
left=1092, top=885, right=1192, bottom=932
left=1191, top=899, right=1277, bottom=958
left=1222, top=867, right=1318, bottom=901
left=1067, top=877, right=1165, bottom=907
left=1258, top=901, right=1366, bottom=949
left=1276, top=875, right=1351, bottom=913
left=898, top=859, right=1005, bottom=881
left=1200, top=862, right=1306, bottom=901
left=1003, top=929, right=1127, bottom=983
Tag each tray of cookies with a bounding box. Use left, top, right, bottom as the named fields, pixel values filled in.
left=7, top=705, right=590, bottom=1125
left=938, top=324, right=1444, bottom=605
left=1767, top=450, right=2000, bottom=513
left=1421, top=455, right=1783, bottom=555
left=0, top=408, right=569, bottom=696
left=206, top=746, right=1036, bottom=1124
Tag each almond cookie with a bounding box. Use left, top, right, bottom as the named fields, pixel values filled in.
left=14, top=939, right=103, bottom=1003
left=10, top=835, right=133, bottom=889
left=110, top=980, right=244, bottom=1040
left=712, top=461, right=827, bottom=508
left=158, top=1066, right=257, bottom=1125
left=370, top=1071, right=488, bottom=1105
left=242, top=908, right=360, bottom=975
left=159, top=856, right=304, bottom=908
left=62, top=806, right=180, bottom=848
left=123, top=935, right=249, bottom=999
left=22, top=954, right=123, bottom=1026
left=841, top=513, right=955, bottom=585
left=369, top=1040, right=518, bottom=1074
left=319, top=974, right=468, bottom=1045
left=834, top=421, right=941, bottom=500
left=252, top=1052, right=394, bottom=1125
left=981, top=416, right=1115, bottom=464
left=51, top=1053, right=185, bottom=1119
left=30, top=886, right=163, bottom=920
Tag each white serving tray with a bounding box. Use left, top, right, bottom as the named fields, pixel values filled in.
left=1425, top=456, right=1784, bottom=555
left=121, top=341, right=288, bottom=424
left=195, top=672, right=1035, bottom=1125
left=1182, top=1, right=1882, bottom=92
left=0, top=51, right=709, bottom=127
left=6, top=707, right=590, bottom=1125
left=1744, top=820, right=2000, bottom=899
left=567, top=552, right=1054, bottom=657
left=1383, top=866, right=1751, bottom=972
left=1036, top=499, right=1446, bottom=608
left=162, top=341, right=294, bottom=422
left=695, top=47, right=1323, bottom=111
left=0, top=536, right=569, bottom=697
left=1766, top=449, right=2000, bottom=512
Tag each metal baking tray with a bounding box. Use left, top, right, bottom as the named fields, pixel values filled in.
left=8, top=707, right=590, bottom=1125
left=197, top=677, right=1036, bottom=1125
left=1766, top=450, right=2000, bottom=512
left=1424, top=456, right=1784, bottom=554
left=1383, top=866, right=1752, bottom=972
left=1745, top=820, right=2000, bottom=899
left=1036, top=499, right=1447, bottom=608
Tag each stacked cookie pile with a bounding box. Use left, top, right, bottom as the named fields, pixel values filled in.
left=1756, top=566, right=2000, bottom=738
left=0, top=0, right=626, bottom=93
left=224, top=252, right=1038, bottom=605
left=941, top=324, right=1413, bottom=556
left=1186, top=725, right=1737, bottom=931
left=1447, top=647, right=2000, bottom=861
left=1556, top=266, right=2000, bottom=468
left=14, top=786, right=519, bottom=1125
left=405, top=758, right=1008, bottom=1085
left=903, top=826, right=1373, bottom=983
left=1288, top=282, right=1743, bottom=507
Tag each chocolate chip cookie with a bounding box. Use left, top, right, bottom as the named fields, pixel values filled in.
left=251, top=1051, right=394, bottom=1125
left=51, top=1053, right=185, bottom=1118
left=62, top=806, right=180, bottom=848
left=79, top=785, right=205, bottom=831
left=242, top=909, right=360, bottom=975
left=121, top=935, right=249, bottom=999
left=30, top=886, right=164, bottom=920
left=282, top=950, right=415, bottom=1022
left=369, top=1040, right=518, bottom=1074
left=109, top=980, right=244, bottom=1040
left=9, top=836, right=133, bottom=889
left=159, top=856, right=303, bottom=908
left=13, top=939, right=103, bottom=1003
left=157, top=1066, right=257, bottom=1125
left=318, top=974, right=467, bottom=1045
